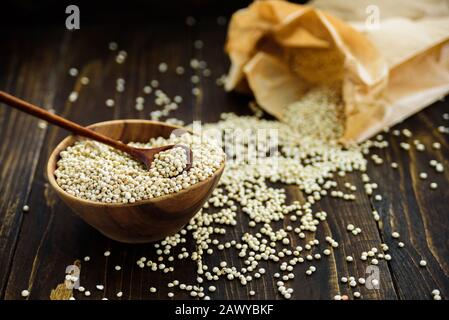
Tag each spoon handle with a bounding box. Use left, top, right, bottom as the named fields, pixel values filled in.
left=0, top=91, right=137, bottom=155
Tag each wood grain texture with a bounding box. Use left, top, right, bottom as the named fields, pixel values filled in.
left=366, top=106, right=449, bottom=299
left=0, top=27, right=68, bottom=297
left=0, top=17, right=448, bottom=300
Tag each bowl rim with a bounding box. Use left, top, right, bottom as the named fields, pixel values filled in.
left=46, top=119, right=225, bottom=208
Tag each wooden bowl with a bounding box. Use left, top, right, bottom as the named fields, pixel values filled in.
left=47, top=119, right=225, bottom=243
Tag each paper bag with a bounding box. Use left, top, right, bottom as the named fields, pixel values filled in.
left=225, top=0, right=449, bottom=143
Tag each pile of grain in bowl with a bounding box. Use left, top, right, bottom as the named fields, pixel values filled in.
left=54, top=132, right=225, bottom=203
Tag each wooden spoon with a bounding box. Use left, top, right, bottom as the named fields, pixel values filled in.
left=0, top=91, right=192, bottom=170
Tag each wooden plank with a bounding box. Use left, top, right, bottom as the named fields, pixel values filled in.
left=0, top=27, right=67, bottom=298
left=191, top=16, right=253, bottom=301
left=366, top=101, right=449, bottom=299
left=3, top=26, right=116, bottom=299
left=293, top=177, right=398, bottom=300
left=3, top=21, right=199, bottom=300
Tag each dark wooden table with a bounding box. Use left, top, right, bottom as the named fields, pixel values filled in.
left=1, top=15, right=448, bottom=300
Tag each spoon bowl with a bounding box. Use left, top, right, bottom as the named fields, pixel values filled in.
left=47, top=119, right=225, bottom=243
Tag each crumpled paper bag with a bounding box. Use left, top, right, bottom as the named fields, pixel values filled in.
left=225, top=0, right=449, bottom=143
